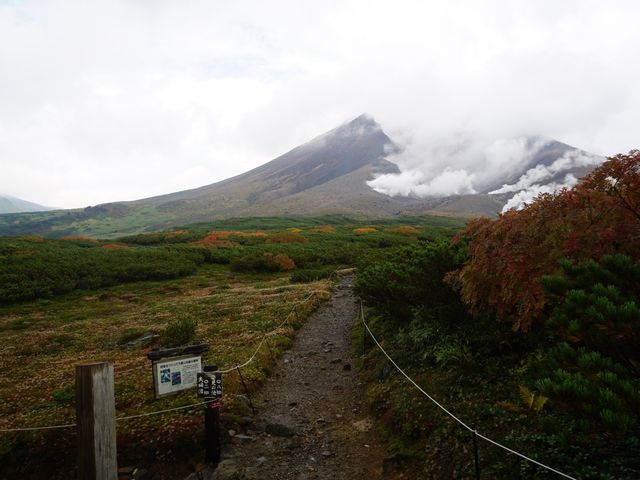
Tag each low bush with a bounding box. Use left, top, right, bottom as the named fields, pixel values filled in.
left=230, top=252, right=295, bottom=273
left=290, top=268, right=333, bottom=283
left=161, top=317, right=198, bottom=347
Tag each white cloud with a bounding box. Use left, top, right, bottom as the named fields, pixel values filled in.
left=0, top=0, right=638, bottom=207
left=368, top=136, right=550, bottom=197
left=500, top=174, right=580, bottom=212
left=490, top=149, right=603, bottom=194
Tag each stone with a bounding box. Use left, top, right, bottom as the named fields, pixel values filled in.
left=239, top=416, right=254, bottom=426
left=123, top=332, right=159, bottom=349
left=133, top=469, right=151, bottom=480
left=232, top=433, right=255, bottom=443
left=330, top=358, right=342, bottom=364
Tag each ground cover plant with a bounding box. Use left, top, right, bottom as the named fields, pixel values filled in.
left=355, top=151, right=640, bottom=479
left=0, top=215, right=460, bottom=479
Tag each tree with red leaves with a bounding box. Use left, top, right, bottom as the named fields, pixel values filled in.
left=447, top=150, right=640, bottom=331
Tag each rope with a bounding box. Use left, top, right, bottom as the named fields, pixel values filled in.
left=217, top=290, right=318, bottom=374
left=360, top=304, right=577, bottom=480
left=116, top=400, right=211, bottom=421
left=0, top=400, right=216, bottom=432
left=0, top=422, right=76, bottom=432
left=0, top=281, right=331, bottom=434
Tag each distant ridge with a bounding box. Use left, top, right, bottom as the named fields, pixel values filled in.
left=0, top=194, right=53, bottom=214
left=0, top=115, right=602, bottom=238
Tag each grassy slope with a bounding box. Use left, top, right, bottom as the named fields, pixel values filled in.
left=0, top=209, right=465, bottom=239
left=0, top=216, right=462, bottom=478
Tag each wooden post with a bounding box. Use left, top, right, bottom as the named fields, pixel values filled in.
left=472, top=426, right=481, bottom=480
left=203, top=365, right=221, bottom=465
left=236, top=366, right=256, bottom=415
left=76, top=362, right=117, bottom=480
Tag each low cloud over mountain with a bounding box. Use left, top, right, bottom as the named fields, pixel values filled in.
left=0, top=115, right=603, bottom=238
left=368, top=135, right=603, bottom=211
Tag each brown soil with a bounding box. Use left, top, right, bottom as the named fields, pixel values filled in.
left=194, top=275, right=408, bottom=480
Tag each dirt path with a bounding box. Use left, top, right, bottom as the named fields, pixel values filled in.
left=194, top=275, right=403, bottom=480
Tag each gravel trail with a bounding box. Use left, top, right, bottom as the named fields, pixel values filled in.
left=200, top=274, right=406, bottom=480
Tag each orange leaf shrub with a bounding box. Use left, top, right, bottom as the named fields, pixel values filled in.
left=194, top=232, right=236, bottom=247
left=312, top=225, right=336, bottom=234
left=353, top=227, right=378, bottom=234
left=271, top=253, right=296, bottom=271
left=102, top=243, right=129, bottom=250
left=448, top=150, right=640, bottom=332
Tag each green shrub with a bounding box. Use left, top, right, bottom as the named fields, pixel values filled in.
left=161, top=317, right=198, bottom=347
left=52, top=385, right=74, bottom=405
left=533, top=255, right=640, bottom=434
left=290, top=268, right=332, bottom=283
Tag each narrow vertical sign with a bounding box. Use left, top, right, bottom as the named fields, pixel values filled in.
left=197, top=371, right=222, bottom=398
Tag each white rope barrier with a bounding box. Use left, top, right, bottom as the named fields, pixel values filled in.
left=116, top=400, right=211, bottom=421
left=217, top=290, right=318, bottom=374
left=360, top=304, right=577, bottom=480
left=0, top=400, right=216, bottom=432
left=0, top=288, right=325, bottom=433
left=0, top=422, right=77, bottom=433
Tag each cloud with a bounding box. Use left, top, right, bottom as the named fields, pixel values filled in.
left=368, top=136, right=550, bottom=197
left=368, top=168, right=476, bottom=197
left=490, top=150, right=603, bottom=194
left=0, top=0, right=639, bottom=207
left=500, top=174, right=580, bottom=212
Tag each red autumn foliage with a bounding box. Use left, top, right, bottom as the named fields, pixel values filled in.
left=194, top=230, right=267, bottom=247
left=447, top=150, right=640, bottom=332
left=101, top=243, right=129, bottom=250
left=269, top=253, right=296, bottom=271
left=194, top=232, right=236, bottom=247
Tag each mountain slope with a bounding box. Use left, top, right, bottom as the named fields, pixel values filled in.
left=0, top=116, right=603, bottom=238
left=0, top=195, right=53, bottom=214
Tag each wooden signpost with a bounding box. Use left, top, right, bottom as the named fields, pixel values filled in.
left=199, top=365, right=223, bottom=464
left=147, top=343, right=209, bottom=399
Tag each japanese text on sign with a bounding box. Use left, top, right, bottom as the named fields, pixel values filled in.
left=197, top=371, right=223, bottom=398
left=152, top=355, right=202, bottom=398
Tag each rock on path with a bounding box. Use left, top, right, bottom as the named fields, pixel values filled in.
left=190, top=275, right=405, bottom=480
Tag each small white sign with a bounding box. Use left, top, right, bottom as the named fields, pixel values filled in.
left=152, top=355, right=202, bottom=398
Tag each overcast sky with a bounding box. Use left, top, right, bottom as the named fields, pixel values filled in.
left=1, top=0, right=639, bottom=208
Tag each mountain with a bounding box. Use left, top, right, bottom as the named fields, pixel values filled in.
left=0, top=115, right=603, bottom=238
left=134, top=114, right=406, bottom=218
left=0, top=195, right=53, bottom=214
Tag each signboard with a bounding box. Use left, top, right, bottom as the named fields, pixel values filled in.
left=152, top=355, right=202, bottom=398
left=197, top=371, right=223, bottom=398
